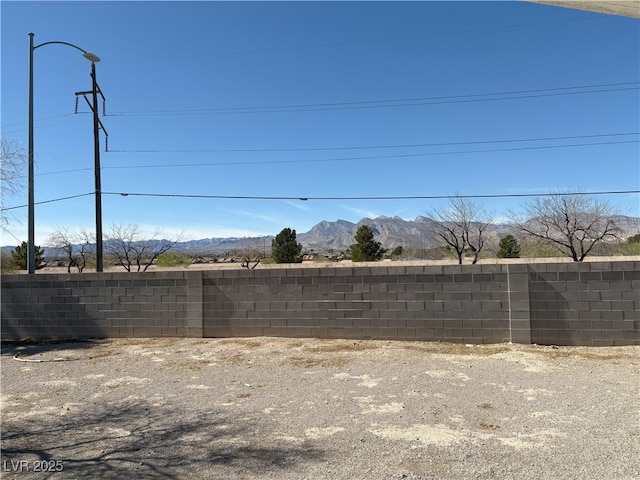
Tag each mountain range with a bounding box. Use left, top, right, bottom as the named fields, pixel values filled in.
left=4, top=215, right=639, bottom=258
left=174, top=215, right=640, bottom=255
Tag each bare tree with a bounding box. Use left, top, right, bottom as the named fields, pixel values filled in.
left=239, top=238, right=263, bottom=270
left=105, top=223, right=181, bottom=272
left=430, top=196, right=493, bottom=265
left=47, top=227, right=95, bottom=273
left=0, top=137, right=26, bottom=230
left=512, top=193, right=622, bottom=262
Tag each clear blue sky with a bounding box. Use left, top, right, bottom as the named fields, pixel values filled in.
left=1, top=1, right=639, bottom=246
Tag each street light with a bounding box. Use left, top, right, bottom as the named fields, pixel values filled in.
left=28, top=33, right=102, bottom=273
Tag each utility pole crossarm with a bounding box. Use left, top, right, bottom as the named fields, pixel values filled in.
left=75, top=93, right=109, bottom=138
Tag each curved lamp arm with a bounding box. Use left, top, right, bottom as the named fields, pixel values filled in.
left=32, top=38, right=100, bottom=62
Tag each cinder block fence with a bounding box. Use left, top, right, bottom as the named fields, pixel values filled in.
left=1, top=261, right=638, bottom=346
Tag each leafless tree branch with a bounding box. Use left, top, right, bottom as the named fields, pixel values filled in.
left=47, top=227, right=96, bottom=273
left=430, top=196, right=493, bottom=264
left=1, top=137, right=27, bottom=231
left=511, top=193, right=622, bottom=261
left=239, top=238, right=263, bottom=270
left=105, top=223, right=182, bottom=272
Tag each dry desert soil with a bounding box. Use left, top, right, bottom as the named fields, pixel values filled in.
left=1, top=337, right=639, bottom=479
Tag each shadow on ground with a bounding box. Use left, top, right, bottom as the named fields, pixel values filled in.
left=0, top=340, right=112, bottom=362
left=1, top=399, right=324, bottom=479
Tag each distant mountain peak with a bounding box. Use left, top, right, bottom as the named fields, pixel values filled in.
left=16, top=214, right=637, bottom=258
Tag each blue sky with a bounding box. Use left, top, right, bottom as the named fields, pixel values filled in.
left=1, top=1, right=639, bottom=246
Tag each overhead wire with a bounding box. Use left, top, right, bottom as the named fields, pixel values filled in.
left=106, top=82, right=639, bottom=117
left=4, top=17, right=636, bottom=218
left=104, top=190, right=640, bottom=202
left=2, top=112, right=84, bottom=129
left=0, top=193, right=94, bottom=212
left=3, top=189, right=638, bottom=213
left=109, top=132, right=638, bottom=154
left=6, top=82, right=637, bottom=137
left=103, top=140, right=640, bottom=171
left=3, top=115, right=88, bottom=135
left=28, top=135, right=639, bottom=177
left=6, top=83, right=634, bottom=137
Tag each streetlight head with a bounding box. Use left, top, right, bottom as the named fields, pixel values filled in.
left=82, top=51, right=100, bottom=63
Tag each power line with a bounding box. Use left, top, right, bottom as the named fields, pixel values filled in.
left=31, top=138, right=638, bottom=178
left=103, top=190, right=640, bottom=202
left=99, top=140, right=640, bottom=172
left=4, top=190, right=637, bottom=213
left=3, top=115, right=87, bottom=135
left=109, top=132, right=638, bottom=154
left=2, top=112, right=83, bottom=129
left=0, top=192, right=94, bottom=212
left=31, top=168, right=93, bottom=178
left=106, top=82, right=639, bottom=117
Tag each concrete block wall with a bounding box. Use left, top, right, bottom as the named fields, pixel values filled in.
left=201, top=264, right=511, bottom=343
left=527, top=261, right=640, bottom=346
left=1, top=261, right=638, bottom=345
left=1, top=272, right=192, bottom=339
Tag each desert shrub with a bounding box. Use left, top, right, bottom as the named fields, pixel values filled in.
left=1, top=251, right=17, bottom=273
left=520, top=240, right=564, bottom=258
left=617, top=233, right=640, bottom=256
left=155, top=251, right=191, bottom=267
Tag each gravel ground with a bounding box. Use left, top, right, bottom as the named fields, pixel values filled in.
left=1, top=337, right=639, bottom=480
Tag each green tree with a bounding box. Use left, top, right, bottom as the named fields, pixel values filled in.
left=626, top=233, right=640, bottom=244
left=390, top=245, right=404, bottom=259
left=10, top=241, right=45, bottom=270
left=497, top=235, right=521, bottom=258
left=271, top=228, right=302, bottom=263
left=350, top=225, right=386, bottom=262
left=619, top=232, right=640, bottom=256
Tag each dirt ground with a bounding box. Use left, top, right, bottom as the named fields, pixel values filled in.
left=1, top=337, right=639, bottom=479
